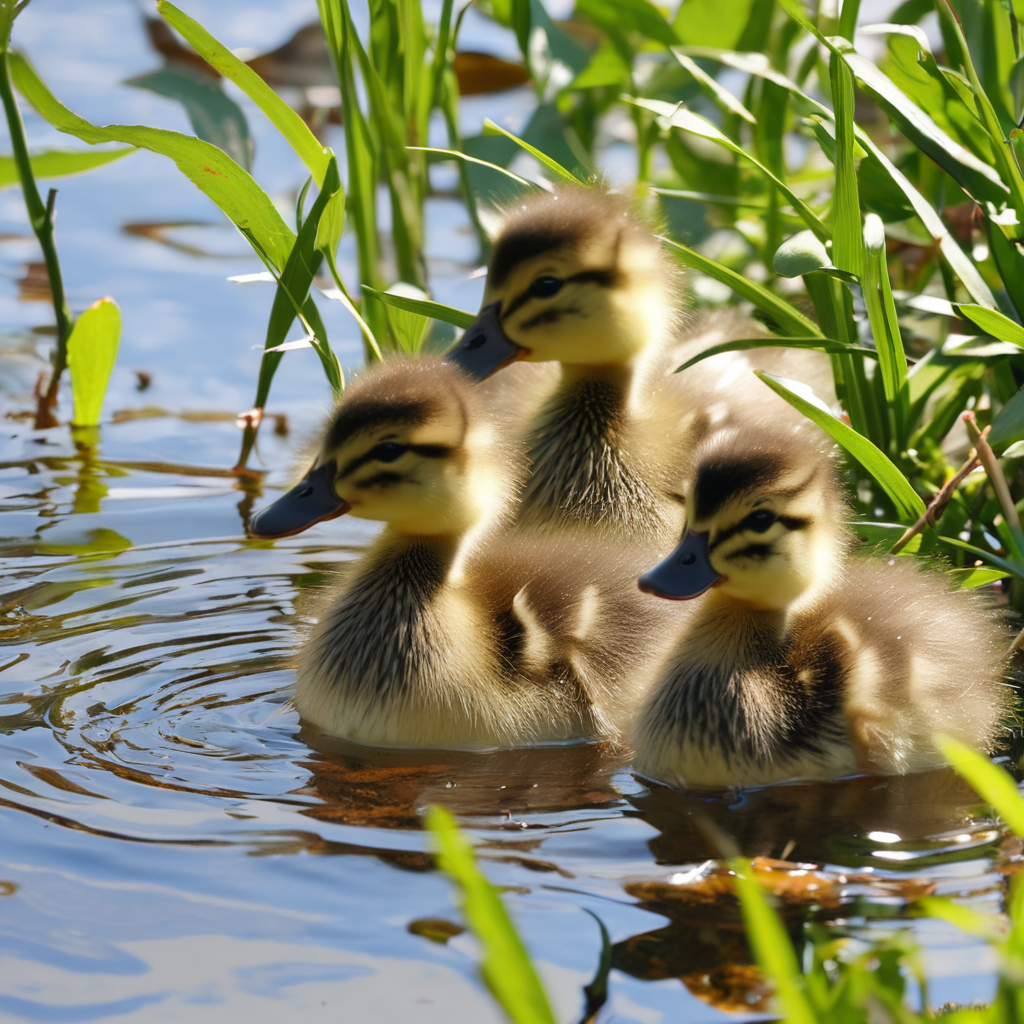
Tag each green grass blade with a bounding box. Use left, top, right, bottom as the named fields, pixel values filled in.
left=362, top=285, right=475, bottom=329
left=731, top=859, right=818, bottom=1024
left=659, top=235, right=824, bottom=337
left=670, top=49, right=756, bottom=123
left=937, top=536, right=1024, bottom=577
left=756, top=370, right=927, bottom=521
left=861, top=214, right=908, bottom=441
left=482, top=118, right=585, bottom=183
left=948, top=567, right=1012, bottom=589
left=157, top=1, right=329, bottom=185
left=634, top=97, right=829, bottom=241
left=829, top=52, right=863, bottom=277
left=936, top=736, right=1024, bottom=838
left=675, top=336, right=878, bottom=372
left=67, top=297, right=120, bottom=427
left=9, top=52, right=295, bottom=271
left=411, top=146, right=534, bottom=188
left=0, top=146, right=134, bottom=189
left=954, top=304, right=1024, bottom=348
left=426, top=806, right=557, bottom=1024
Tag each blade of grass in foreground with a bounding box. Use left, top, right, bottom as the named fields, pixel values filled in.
left=426, top=806, right=557, bottom=1024
left=482, top=118, right=586, bottom=183
left=362, top=286, right=475, bottom=330
left=936, top=736, right=1024, bottom=838
left=674, top=336, right=878, bottom=372
left=756, top=371, right=926, bottom=522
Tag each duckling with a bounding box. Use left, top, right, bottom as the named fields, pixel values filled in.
left=247, top=358, right=681, bottom=749
left=446, top=184, right=831, bottom=546
left=631, top=423, right=1012, bottom=789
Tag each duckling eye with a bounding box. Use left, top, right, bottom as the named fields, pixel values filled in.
left=369, top=441, right=406, bottom=463
left=529, top=276, right=563, bottom=298
left=745, top=509, right=776, bottom=533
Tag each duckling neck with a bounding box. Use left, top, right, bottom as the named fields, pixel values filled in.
left=519, top=361, right=671, bottom=540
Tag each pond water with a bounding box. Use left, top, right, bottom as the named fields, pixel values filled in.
left=0, top=1, right=1020, bottom=1021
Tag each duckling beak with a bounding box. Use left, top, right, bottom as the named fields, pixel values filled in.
left=638, top=530, right=722, bottom=600
left=247, top=460, right=350, bottom=539
left=444, top=301, right=526, bottom=380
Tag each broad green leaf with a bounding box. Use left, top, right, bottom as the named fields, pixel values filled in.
left=731, top=859, right=817, bottom=1024
left=675, top=336, right=878, bottom=373
left=0, top=147, right=134, bottom=190
left=126, top=64, right=252, bottom=172
left=989, top=386, right=1024, bottom=450
left=426, top=806, right=557, bottom=1024
left=381, top=282, right=431, bottom=352
left=482, top=118, right=584, bottom=183
left=10, top=52, right=295, bottom=272
left=157, top=1, right=329, bottom=185
left=673, top=0, right=757, bottom=48
left=937, top=736, right=1024, bottom=838
left=577, top=0, right=679, bottom=48
left=67, top=297, right=121, bottom=427
left=947, top=567, right=1011, bottom=589
left=362, top=286, right=475, bottom=329
left=955, top=304, right=1024, bottom=349
left=634, top=97, right=828, bottom=241
left=660, top=235, right=823, bottom=338
left=756, top=371, right=927, bottom=521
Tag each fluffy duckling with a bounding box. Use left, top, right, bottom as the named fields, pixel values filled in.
left=447, top=184, right=828, bottom=546
left=248, top=358, right=681, bottom=749
left=631, top=424, right=1012, bottom=789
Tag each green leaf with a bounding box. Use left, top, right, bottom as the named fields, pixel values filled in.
left=756, top=371, right=927, bottom=522
left=675, top=336, right=878, bottom=373
left=851, top=520, right=922, bottom=552
left=481, top=118, right=584, bottom=183
left=673, top=0, right=757, bottom=48
left=411, top=146, right=534, bottom=188
left=916, top=896, right=1006, bottom=944
left=426, top=806, right=557, bottom=1024
left=67, top=297, right=121, bottom=427
left=671, top=49, right=755, bottom=123
left=954, top=304, right=1024, bottom=348
left=660, top=235, right=824, bottom=338
left=126, top=64, right=252, bottom=172
left=989, top=386, right=1024, bottom=451
left=0, top=147, right=134, bottom=190
left=9, top=52, right=295, bottom=273
left=314, top=187, right=346, bottom=258
left=773, top=229, right=853, bottom=279
left=362, top=285, right=475, bottom=329
left=829, top=51, right=863, bottom=277
left=157, top=1, right=330, bottom=185
left=577, top=0, right=679, bottom=48
left=937, top=535, right=1024, bottom=577
left=381, top=282, right=431, bottom=352
left=936, top=735, right=1024, bottom=838
left=633, top=97, right=829, bottom=241
left=731, top=859, right=817, bottom=1024
left=947, top=566, right=1011, bottom=589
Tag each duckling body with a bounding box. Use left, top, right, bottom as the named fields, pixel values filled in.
left=448, top=186, right=832, bottom=546
left=249, top=358, right=681, bottom=749
left=632, top=425, right=1011, bottom=788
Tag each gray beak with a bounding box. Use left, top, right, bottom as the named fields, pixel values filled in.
left=443, top=301, right=525, bottom=380
left=247, top=460, right=350, bottom=539
left=638, top=530, right=722, bottom=600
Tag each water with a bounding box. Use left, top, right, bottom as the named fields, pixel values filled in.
left=0, top=2, right=1018, bottom=1020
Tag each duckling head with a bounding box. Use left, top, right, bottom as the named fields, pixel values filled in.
left=639, top=426, right=846, bottom=611
left=247, top=359, right=515, bottom=540
left=447, top=185, right=682, bottom=379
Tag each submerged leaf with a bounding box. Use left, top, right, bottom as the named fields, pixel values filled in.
left=67, top=297, right=121, bottom=427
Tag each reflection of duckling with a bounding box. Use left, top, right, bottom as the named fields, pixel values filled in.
left=248, top=359, right=679, bottom=748
left=447, top=185, right=828, bottom=546
left=632, top=424, right=1012, bottom=788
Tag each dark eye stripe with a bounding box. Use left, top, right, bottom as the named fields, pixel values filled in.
left=709, top=511, right=809, bottom=552
left=501, top=267, right=618, bottom=322
left=338, top=442, right=453, bottom=480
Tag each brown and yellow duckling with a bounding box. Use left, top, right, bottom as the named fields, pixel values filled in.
left=248, top=358, right=682, bottom=749
left=631, top=424, right=1012, bottom=788
left=447, top=184, right=829, bottom=547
